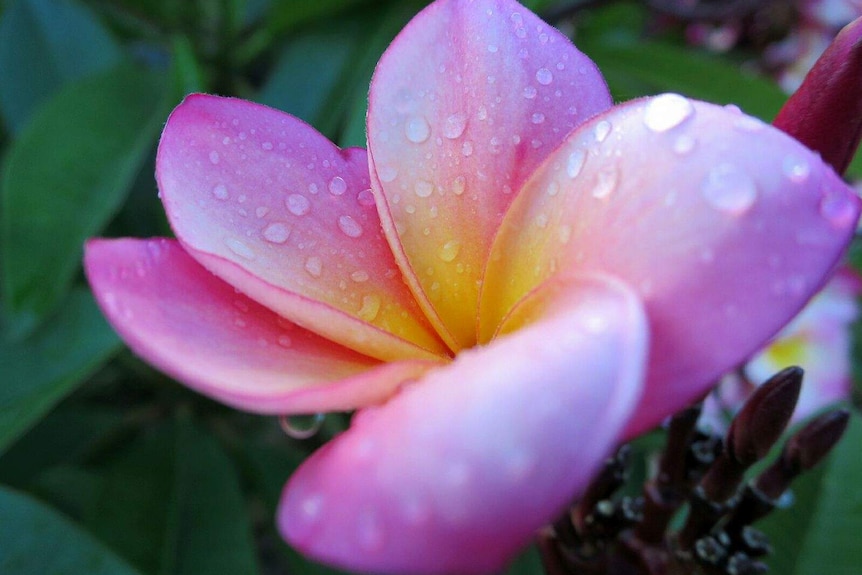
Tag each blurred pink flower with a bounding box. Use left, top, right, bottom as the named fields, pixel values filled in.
left=84, top=0, right=860, bottom=572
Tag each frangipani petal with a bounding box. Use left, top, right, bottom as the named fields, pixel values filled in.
left=279, top=274, right=646, bottom=574
left=367, top=0, right=612, bottom=350
left=157, top=94, right=448, bottom=362
left=481, top=95, right=860, bottom=437
left=84, top=239, right=439, bottom=413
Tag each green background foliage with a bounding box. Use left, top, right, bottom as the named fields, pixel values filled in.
left=0, top=1, right=860, bottom=574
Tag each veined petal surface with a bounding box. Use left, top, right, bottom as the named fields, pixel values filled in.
left=279, top=274, right=646, bottom=574
left=84, top=239, right=439, bottom=413
left=367, top=0, right=612, bottom=350
left=482, top=95, right=860, bottom=436
left=157, top=95, right=448, bottom=362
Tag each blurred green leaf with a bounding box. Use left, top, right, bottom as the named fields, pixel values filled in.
left=169, top=35, right=207, bottom=97
left=0, top=485, right=143, bottom=575
left=758, top=409, right=862, bottom=574
left=86, top=418, right=260, bottom=575
left=0, top=0, right=121, bottom=133
left=0, top=289, right=121, bottom=454
left=265, top=0, right=371, bottom=35
left=1, top=64, right=165, bottom=338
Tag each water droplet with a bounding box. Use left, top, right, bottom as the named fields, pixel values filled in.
left=566, top=149, right=585, bottom=178
left=673, top=135, right=696, bottom=155
left=734, top=114, right=765, bottom=132
left=701, top=164, right=757, bottom=215
left=357, top=189, right=376, bottom=206
left=405, top=115, right=430, bottom=143
left=782, top=155, right=811, bottom=183
left=279, top=413, right=325, bottom=440
left=535, top=67, right=553, bottom=85
left=535, top=214, right=548, bottom=227
left=594, top=120, right=611, bottom=142
left=438, top=239, right=461, bottom=262
left=378, top=166, right=398, bottom=182
left=358, top=295, right=381, bottom=321
left=591, top=167, right=618, bottom=199
left=277, top=335, right=292, bottom=348
left=358, top=511, right=385, bottom=552
left=415, top=180, right=434, bottom=198
left=487, top=43, right=498, bottom=53
left=225, top=238, right=256, bottom=260
left=299, top=493, right=323, bottom=520
left=261, top=141, right=273, bottom=150
left=304, top=256, right=322, bottom=277
left=337, top=215, right=363, bottom=238
left=452, top=175, right=466, bottom=196
left=557, top=224, right=571, bottom=244
left=263, top=222, right=290, bottom=243
left=477, top=106, right=488, bottom=121
left=328, top=176, right=347, bottom=195
left=461, top=141, right=474, bottom=156
left=255, top=206, right=269, bottom=218
left=643, top=93, right=694, bottom=132
left=443, top=113, right=468, bottom=139
left=819, top=190, right=857, bottom=228
left=546, top=181, right=559, bottom=196
left=531, top=112, right=545, bottom=124
left=286, top=193, right=311, bottom=216
left=351, top=270, right=369, bottom=283
left=209, top=150, right=220, bottom=164
left=212, top=183, right=229, bottom=200
left=523, top=86, right=537, bottom=99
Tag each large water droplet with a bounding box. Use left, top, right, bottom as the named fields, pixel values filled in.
left=643, top=93, right=694, bottom=132
left=701, top=164, right=757, bottom=215
left=328, top=176, right=347, bottom=195
left=566, top=149, right=585, bottom=178
left=378, top=166, right=398, bottom=183
left=263, top=222, right=290, bottom=243
left=594, top=120, right=611, bottom=142
left=225, top=238, right=256, bottom=260
left=286, top=193, right=311, bottom=216
left=357, top=189, right=376, bottom=207
left=591, top=167, right=618, bottom=199
left=358, top=295, right=381, bottom=321
left=535, top=68, right=553, bottom=85
left=415, top=180, right=434, bottom=198
left=438, top=239, right=461, bottom=262
left=405, top=115, right=431, bottom=143
left=819, top=190, right=858, bottom=228
left=444, top=113, right=468, bottom=139
left=212, top=183, right=229, bottom=200
left=304, top=256, right=323, bottom=277
left=279, top=413, right=325, bottom=440
left=337, top=215, right=363, bottom=238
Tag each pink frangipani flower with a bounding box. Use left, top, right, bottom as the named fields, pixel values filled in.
left=84, top=0, right=860, bottom=573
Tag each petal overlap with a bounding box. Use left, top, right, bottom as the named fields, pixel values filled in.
left=367, top=0, right=612, bottom=350
left=481, top=95, right=861, bottom=436
left=279, top=274, right=647, bottom=574
left=84, top=238, right=440, bottom=413
left=157, top=95, right=448, bottom=362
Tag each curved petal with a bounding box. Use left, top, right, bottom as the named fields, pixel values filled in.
left=367, top=0, right=612, bottom=350
left=481, top=95, right=860, bottom=437
left=84, top=238, right=440, bottom=414
left=278, top=274, right=647, bottom=574
left=157, top=94, right=448, bottom=362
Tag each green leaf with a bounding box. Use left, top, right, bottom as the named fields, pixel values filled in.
left=86, top=419, right=260, bottom=575
left=1, top=64, right=165, bottom=339
left=0, top=288, right=121, bottom=454
left=265, top=0, right=370, bottom=35
left=0, top=485, right=143, bottom=575
left=757, top=410, right=862, bottom=574
left=0, top=0, right=121, bottom=133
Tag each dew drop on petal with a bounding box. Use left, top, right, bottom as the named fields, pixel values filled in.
left=351, top=270, right=369, bottom=283
left=405, top=115, right=431, bottom=143
left=673, top=135, right=696, bottom=155
left=378, top=165, right=398, bottom=183
left=701, top=164, right=757, bottom=215
left=531, top=112, right=545, bottom=124
left=209, top=150, right=220, bottom=164
left=523, top=86, right=537, bottom=99
left=593, top=120, right=611, bottom=142
left=819, top=190, right=858, bottom=228
left=225, top=238, right=256, bottom=260
left=338, top=215, right=363, bottom=238
left=535, top=67, right=553, bottom=85
left=452, top=175, right=466, bottom=196
left=591, top=167, right=618, bottom=199
left=461, top=141, right=474, bottom=157
left=566, top=149, right=585, bottom=178
left=262, top=222, right=290, bottom=244
left=286, top=193, right=311, bottom=216
left=304, top=256, right=323, bottom=277
left=357, top=188, right=376, bottom=207
left=444, top=113, right=468, bottom=139
left=782, top=154, right=811, bottom=183
left=438, top=239, right=461, bottom=262
left=277, top=334, right=292, bottom=348
left=415, top=180, right=434, bottom=198
left=643, top=93, right=694, bottom=132
left=328, top=176, right=347, bottom=195
left=212, top=183, right=229, bottom=200
left=358, top=295, right=381, bottom=321
left=279, top=413, right=325, bottom=440
left=358, top=511, right=385, bottom=552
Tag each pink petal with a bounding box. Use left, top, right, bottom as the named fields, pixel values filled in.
left=367, top=0, right=612, bottom=350
left=279, top=274, right=647, bottom=574
left=156, top=94, right=448, bottom=362
left=481, top=95, right=860, bottom=437
left=84, top=238, right=439, bottom=414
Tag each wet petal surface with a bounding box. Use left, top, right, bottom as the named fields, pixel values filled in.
left=157, top=95, right=448, bottom=362
left=279, top=274, right=646, bottom=574
left=367, top=0, right=612, bottom=350
left=85, top=238, right=439, bottom=413
left=482, top=95, right=860, bottom=436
